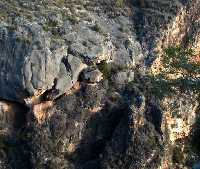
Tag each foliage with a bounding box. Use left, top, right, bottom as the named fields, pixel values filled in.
left=148, top=75, right=200, bottom=99
left=97, top=61, right=112, bottom=79
left=97, top=60, right=131, bottom=80
left=16, top=36, right=31, bottom=44
left=42, top=20, right=58, bottom=32
left=65, top=15, right=79, bottom=24
left=116, top=0, right=125, bottom=8
left=119, top=25, right=129, bottom=33
left=148, top=74, right=175, bottom=99
left=172, top=146, right=184, bottom=164
left=161, top=46, right=200, bottom=77
left=56, top=0, right=65, bottom=6
left=92, top=23, right=103, bottom=33
left=149, top=46, right=200, bottom=99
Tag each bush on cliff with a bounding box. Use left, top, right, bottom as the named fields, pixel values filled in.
left=149, top=45, right=200, bottom=98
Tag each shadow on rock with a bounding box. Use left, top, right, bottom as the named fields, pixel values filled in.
left=131, top=0, right=195, bottom=66
left=65, top=101, right=131, bottom=169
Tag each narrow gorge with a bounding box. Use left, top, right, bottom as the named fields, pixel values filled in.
left=0, top=0, right=199, bottom=169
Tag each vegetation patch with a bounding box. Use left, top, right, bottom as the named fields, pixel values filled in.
left=65, top=15, right=79, bottom=24
left=116, top=0, right=125, bottom=8
left=97, top=61, right=112, bottom=79
left=119, top=25, right=129, bottom=33
left=92, top=23, right=103, bottom=33
left=172, top=146, right=184, bottom=164
left=161, top=46, right=200, bottom=77
left=149, top=46, right=200, bottom=99
left=97, top=61, right=130, bottom=80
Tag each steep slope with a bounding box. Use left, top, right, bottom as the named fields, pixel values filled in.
left=0, top=0, right=199, bottom=169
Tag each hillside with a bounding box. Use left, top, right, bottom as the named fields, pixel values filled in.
left=0, top=0, right=199, bottom=169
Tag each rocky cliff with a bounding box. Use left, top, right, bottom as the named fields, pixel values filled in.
left=0, top=0, right=199, bottom=169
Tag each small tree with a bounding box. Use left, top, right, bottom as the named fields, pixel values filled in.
left=161, top=46, right=200, bottom=77
left=149, top=46, right=200, bottom=99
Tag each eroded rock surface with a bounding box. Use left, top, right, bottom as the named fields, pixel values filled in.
left=0, top=0, right=199, bottom=169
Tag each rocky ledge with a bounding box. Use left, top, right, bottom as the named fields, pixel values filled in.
left=0, top=0, right=199, bottom=169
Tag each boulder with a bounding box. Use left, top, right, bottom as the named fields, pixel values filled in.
left=82, top=68, right=103, bottom=83
left=0, top=24, right=86, bottom=101
left=112, top=71, right=134, bottom=85
left=68, top=26, right=107, bottom=63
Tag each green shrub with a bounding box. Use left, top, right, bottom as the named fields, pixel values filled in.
left=148, top=45, right=200, bottom=99
left=161, top=46, right=200, bottom=76
left=66, top=15, right=79, bottom=24
left=92, top=23, right=103, bottom=33
left=116, top=0, right=125, bottom=8
left=119, top=25, right=129, bottom=33
left=97, top=61, right=112, bottom=79
left=16, top=36, right=31, bottom=44
left=56, top=0, right=65, bottom=6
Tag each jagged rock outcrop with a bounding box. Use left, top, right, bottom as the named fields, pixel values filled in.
left=0, top=0, right=199, bottom=169
left=0, top=23, right=86, bottom=101
left=0, top=14, right=143, bottom=102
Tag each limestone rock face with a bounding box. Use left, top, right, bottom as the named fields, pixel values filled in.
left=0, top=14, right=144, bottom=102
left=0, top=0, right=199, bottom=169
left=0, top=23, right=88, bottom=101
left=0, top=24, right=66, bottom=101
left=82, top=68, right=103, bottom=83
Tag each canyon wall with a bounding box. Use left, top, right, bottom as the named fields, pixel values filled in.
left=0, top=0, right=199, bottom=169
